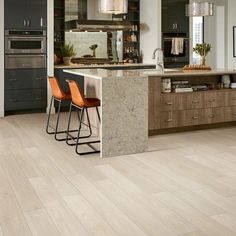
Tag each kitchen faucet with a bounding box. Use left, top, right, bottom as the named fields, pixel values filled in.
left=152, top=48, right=164, bottom=73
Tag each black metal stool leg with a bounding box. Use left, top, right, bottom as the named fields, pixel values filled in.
left=54, top=99, right=63, bottom=141
left=96, top=106, right=101, bottom=123
left=66, top=102, right=73, bottom=145
left=85, top=108, right=93, bottom=137
left=46, top=96, right=54, bottom=134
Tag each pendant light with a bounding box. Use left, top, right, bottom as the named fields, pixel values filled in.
left=186, top=2, right=213, bottom=17
left=100, top=0, right=128, bottom=14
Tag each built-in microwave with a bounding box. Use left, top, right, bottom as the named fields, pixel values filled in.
left=5, top=30, right=47, bottom=54
left=162, top=32, right=189, bottom=66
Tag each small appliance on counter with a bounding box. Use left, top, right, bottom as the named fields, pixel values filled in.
left=221, top=75, right=231, bottom=88
left=161, top=78, right=171, bottom=93
left=230, top=82, right=236, bottom=89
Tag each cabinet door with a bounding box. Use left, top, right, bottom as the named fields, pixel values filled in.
left=148, top=77, right=161, bottom=130
left=28, top=0, right=47, bottom=29
left=161, top=93, right=186, bottom=111
left=225, top=106, right=236, bottom=122
left=160, top=111, right=179, bottom=128
left=5, top=69, right=47, bottom=90
left=203, top=108, right=224, bottom=124
left=5, top=89, right=47, bottom=111
left=186, top=93, right=204, bottom=110
left=228, top=90, right=236, bottom=106
left=4, top=0, right=28, bottom=29
left=184, top=109, right=204, bottom=126
left=162, top=0, right=189, bottom=32
left=4, top=0, right=47, bottom=29
left=205, top=92, right=217, bottom=108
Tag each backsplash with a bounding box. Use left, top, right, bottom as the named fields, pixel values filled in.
left=65, top=32, right=108, bottom=58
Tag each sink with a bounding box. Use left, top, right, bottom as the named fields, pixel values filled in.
left=143, top=68, right=182, bottom=75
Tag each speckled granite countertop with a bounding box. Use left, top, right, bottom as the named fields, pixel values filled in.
left=55, top=63, right=155, bottom=69
left=142, top=68, right=236, bottom=77
left=63, top=68, right=236, bottom=80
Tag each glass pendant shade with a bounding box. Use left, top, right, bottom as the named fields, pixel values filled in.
left=186, top=2, right=213, bottom=17
left=100, top=0, right=128, bottom=14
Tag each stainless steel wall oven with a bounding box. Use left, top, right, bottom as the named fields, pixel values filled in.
left=5, top=30, right=47, bottom=69
left=162, top=32, right=189, bottom=67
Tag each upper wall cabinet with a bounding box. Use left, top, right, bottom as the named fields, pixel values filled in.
left=5, top=0, right=47, bottom=29
left=162, top=0, right=189, bottom=33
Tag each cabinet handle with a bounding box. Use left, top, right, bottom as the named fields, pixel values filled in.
left=166, top=119, right=173, bottom=122
left=22, top=63, right=31, bottom=67
left=23, top=19, right=27, bottom=26
left=40, top=18, right=44, bottom=27
left=27, top=20, right=30, bottom=26
left=192, top=116, right=199, bottom=120
left=35, top=97, right=42, bottom=101
left=35, top=77, right=44, bottom=81
left=208, top=99, right=215, bottom=103
left=9, top=78, right=17, bottom=81
left=192, top=100, right=199, bottom=103
left=9, top=99, right=17, bottom=102
left=166, top=102, right=173, bottom=105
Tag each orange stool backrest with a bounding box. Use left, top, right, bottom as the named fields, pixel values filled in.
left=48, top=76, right=68, bottom=100
left=67, top=80, right=87, bottom=107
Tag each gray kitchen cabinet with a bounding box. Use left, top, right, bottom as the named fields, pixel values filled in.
left=4, top=0, right=47, bottom=29
left=162, top=0, right=189, bottom=33
left=5, top=69, right=47, bottom=111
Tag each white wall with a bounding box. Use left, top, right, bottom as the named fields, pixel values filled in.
left=204, top=5, right=226, bottom=68
left=140, top=0, right=161, bottom=64
left=227, top=0, right=236, bottom=69
left=0, top=0, right=4, bottom=117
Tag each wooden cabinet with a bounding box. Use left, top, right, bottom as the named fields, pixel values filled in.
left=148, top=75, right=236, bottom=133
left=162, top=0, right=189, bottom=33
left=5, top=0, right=47, bottom=29
left=5, top=69, right=47, bottom=111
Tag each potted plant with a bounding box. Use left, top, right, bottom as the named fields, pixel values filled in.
left=89, top=44, right=98, bottom=58
left=57, top=42, right=76, bottom=65
left=193, top=43, right=211, bottom=66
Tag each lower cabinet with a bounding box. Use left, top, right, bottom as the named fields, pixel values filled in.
left=148, top=76, right=236, bottom=131
left=5, top=69, right=47, bottom=111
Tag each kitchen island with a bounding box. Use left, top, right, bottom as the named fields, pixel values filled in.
left=64, top=69, right=149, bottom=158
left=64, top=68, right=236, bottom=157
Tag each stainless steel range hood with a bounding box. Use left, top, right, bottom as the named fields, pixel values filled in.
left=65, top=19, right=133, bottom=32
left=64, top=0, right=132, bottom=31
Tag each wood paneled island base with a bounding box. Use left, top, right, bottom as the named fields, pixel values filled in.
left=148, top=69, right=236, bottom=135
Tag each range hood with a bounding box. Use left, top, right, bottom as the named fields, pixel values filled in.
left=65, top=19, right=133, bottom=32
left=65, top=0, right=132, bottom=31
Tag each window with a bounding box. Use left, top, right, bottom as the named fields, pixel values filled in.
left=192, top=17, right=204, bottom=64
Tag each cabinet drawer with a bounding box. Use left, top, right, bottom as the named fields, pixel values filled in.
left=186, top=93, right=204, bottom=109
left=228, top=90, right=236, bottom=106
left=205, top=92, right=217, bottom=108
left=203, top=108, right=225, bottom=124
left=216, top=91, right=228, bottom=107
left=161, top=94, right=186, bottom=111
left=5, top=89, right=47, bottom=111
left=225, top=106, right=236, bottom=122
left=160, top=111, right=179, bottom=129
left=5, top=69, right=47, bottom=90
left=183, top=109, right=204, bottom=126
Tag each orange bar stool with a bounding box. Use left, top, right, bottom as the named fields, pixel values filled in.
left=66, top=79, right=101, bottom=155
left=46, top=76, right=77, bottom=141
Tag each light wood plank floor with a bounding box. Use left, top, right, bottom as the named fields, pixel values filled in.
left=1, top=113, right=236, bottom=236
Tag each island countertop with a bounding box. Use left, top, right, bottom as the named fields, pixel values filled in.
left=63, top=68, right=148, bottom=80
left=55, top=63, right=155, bottom=69
left=63, top=68, right=236, bottom=80
left=142, top=68, right=236, bottom=77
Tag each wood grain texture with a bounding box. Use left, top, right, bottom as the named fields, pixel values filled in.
left=0, top=113, right=236, bottom=236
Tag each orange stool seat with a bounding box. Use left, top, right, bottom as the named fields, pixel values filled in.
left=46, top=76, right=77, bottom=141
left=66, top=79, right=101, bottom=155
